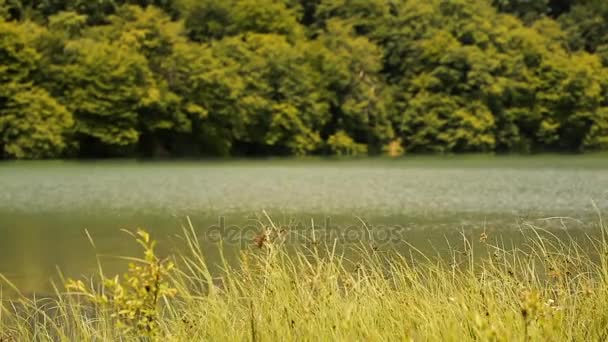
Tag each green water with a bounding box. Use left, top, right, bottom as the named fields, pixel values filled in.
left=1, top=155, right=608, bottom=293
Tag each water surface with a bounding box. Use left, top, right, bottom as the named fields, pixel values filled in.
left=1, top=155, right=608, bottom=293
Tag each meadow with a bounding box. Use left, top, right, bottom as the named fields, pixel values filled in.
left=2, top=216, right=608, bottom=341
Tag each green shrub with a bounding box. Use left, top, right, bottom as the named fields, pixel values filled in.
left=327, top=130, right=368, bottom=156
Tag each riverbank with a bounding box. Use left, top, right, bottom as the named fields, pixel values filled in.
left=2, top=218, right=608, bottom=341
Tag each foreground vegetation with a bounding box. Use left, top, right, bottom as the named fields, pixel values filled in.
left=2, top=218, right=608, bottom=340
left=3, top=0, right=608, bottom=158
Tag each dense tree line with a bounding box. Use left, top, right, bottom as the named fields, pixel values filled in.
left=1, top=0, right=608, bottom=158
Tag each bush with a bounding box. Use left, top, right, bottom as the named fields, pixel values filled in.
left=327, top=130, right=368, bottom=156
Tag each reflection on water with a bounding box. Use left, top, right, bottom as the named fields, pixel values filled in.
left=0, top=156, right=607, bottom=293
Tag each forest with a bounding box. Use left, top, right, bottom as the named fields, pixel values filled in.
left=1, top=0, right=608, bottom=158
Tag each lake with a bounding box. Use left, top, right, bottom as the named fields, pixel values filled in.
left=1, top=155, right=608, bottom=293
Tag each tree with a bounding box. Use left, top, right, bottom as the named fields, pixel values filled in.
left=183, top=0, right=302, bottom=42
left=0, top=20, right=72, bottom=158
left=560, top=1, right=608, bottom=64
left=383, top=1, right=499, bottom=152
left=314, top=0, right=393, bottom=35
left=0, top=88, right=72, bottom=158
left=98, top=6, right=196, bottom=155
left=56, top=39, right=154, bottom=156
left=313, top=19, right=394, bottom=153
left=374, top=0, right=608, bottom=153
left=492, top=0, right=549, bottom=21
left=19, top=0, right=117, bottom=24
left=0, top=0, right=9, bottom=19
left=2, top=0, right=608, bottom=159
left=210, top=33, right=329, bottom=155
left=158, top=40, right=235, bottom=155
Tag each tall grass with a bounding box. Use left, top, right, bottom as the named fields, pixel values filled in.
left=2, top=216, right=608, bottom=341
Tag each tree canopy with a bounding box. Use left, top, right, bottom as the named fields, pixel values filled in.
left=1, top=0, right=608, bottom=158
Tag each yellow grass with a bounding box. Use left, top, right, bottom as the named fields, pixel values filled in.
left=2, top=216, right=608, bottom=341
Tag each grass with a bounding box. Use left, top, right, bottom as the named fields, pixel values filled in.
left=2, top=215, right=608, bottom=341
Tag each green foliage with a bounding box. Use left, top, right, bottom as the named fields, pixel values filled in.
left=58, top=39, right=152, bottom=153
left=315, top=19, right=394, bottom=152
left=101, top=6, right=195, bottom=155
left=380, top=0, right=608, bottom=153
left=48, top=10, right=86, bottom=37
left=327, top=130, right=367, bottom=155
left=0, top=19, right=38, bottom=85
left=0, top=0, right=9, bottom=19
left=2, top=0, right=608, bottom=159
left=66, top=229, right=177, bottom=337
left=385, top=1, right=501, bottom=152
left=314, top=0, right=392, bottom=34
left=210, top=33, right=329, bottom=155
left=0, top=19, right=72, bottom=158
left=492, top=0, right=574, bottom=20
left=560, top=1, right=608, bottom=63
left=0, top=87, right=72, bottom=158
left=8, top=0, right=179, bottom=23
left=183, top=0, right=302, bottom=42
left=493, top=0, right=549, bottom=21
left=181, top=0, right=231, bottom=41
left=230, top=0, right=303, bottom=39
left=30, top=0, right=118, bottom=24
